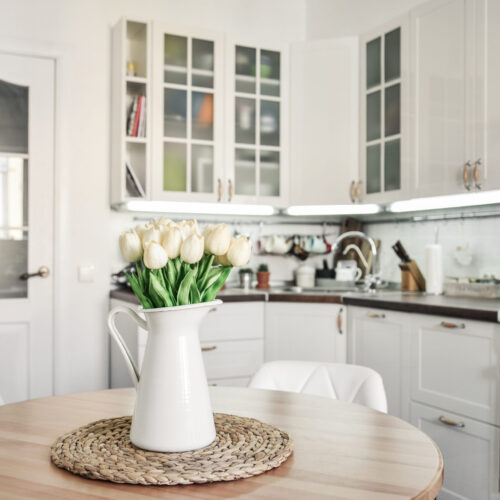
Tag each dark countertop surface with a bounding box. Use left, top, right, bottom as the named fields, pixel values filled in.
left=110, top=287, right=500, bottom=323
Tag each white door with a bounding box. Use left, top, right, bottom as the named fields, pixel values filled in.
left=0, top=54, right=54, bottom=403
left=410, top=0, right=473, bottom=197
left=290, top=38, right=358, bottom=206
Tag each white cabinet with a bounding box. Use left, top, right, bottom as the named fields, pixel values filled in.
left=347, top=306, right=410, bottom=420
left=225, top=39, right=289, bottom=206
left=151, top=23, right=225, bottom=202
left=411, top=402, right=500, bottom=500
left=359, top=16, right=410, bottom=203
left=410, top=314, right=500, bottom=426
left=290, top=38, right=358, bottom=205
left=109, top=299, right=264, bottom=388
left=265, top=303, right=346, bottom=364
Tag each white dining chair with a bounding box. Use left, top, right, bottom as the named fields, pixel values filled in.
left=0, top=393, right=4, bottom=406
left=249, top=361, right=388, bottom=413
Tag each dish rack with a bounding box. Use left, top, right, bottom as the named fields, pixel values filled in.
left=444, top=280, right=500, bottom=299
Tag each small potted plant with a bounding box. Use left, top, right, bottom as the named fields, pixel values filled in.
left=256, top=263, right=270, bottom=289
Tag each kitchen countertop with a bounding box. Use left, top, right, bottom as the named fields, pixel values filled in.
left=110, top=288, right=500, bottom=323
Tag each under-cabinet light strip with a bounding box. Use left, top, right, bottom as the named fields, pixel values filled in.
left=124, top=200, right=276, bottom=216
left=285, top=204, right=382, bottom=216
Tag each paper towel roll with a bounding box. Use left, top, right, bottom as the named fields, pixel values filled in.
left=425, top=244, right=443, bottom=295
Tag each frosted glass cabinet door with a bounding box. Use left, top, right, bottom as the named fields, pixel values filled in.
left=228, top=41, right=288, bottom=204
left=152, top=24, right=223, bottom=201
left=360, top=20, right=407, bottom=202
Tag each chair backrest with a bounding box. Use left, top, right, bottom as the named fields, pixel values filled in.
left=249, top=361, right=388, bottom=413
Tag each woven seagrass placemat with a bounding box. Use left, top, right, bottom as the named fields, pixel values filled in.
left=50, top=413, right=293, bottom=485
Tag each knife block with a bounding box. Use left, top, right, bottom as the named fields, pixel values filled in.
left=399, top=260, right=426, bottom=291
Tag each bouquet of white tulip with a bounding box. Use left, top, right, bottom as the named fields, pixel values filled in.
left=119, top=218, right=251, bottom=309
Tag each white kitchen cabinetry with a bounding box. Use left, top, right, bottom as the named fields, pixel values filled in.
left=411, top=402, right=500, bottom=500
left=290, top=38, right=358, bottom=205
left=359, top=16, right=410, bottom=204
left=410, top=314, right=500, bottom=426
left=151, top=23, right=225, bottom=202
left=265, top=303, right=346, bottom=364
left=109, top=299, right=264, bottom=388
left=347, top=306, right=410, bottom=419
left=225, top=39, right=289, bottom=206
left=410, top=0, right=491, bottom=196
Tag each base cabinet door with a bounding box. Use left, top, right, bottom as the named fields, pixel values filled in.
left=411, top=402, right=500, bottom=500
left=265, top=303, right=346, bottom=364
left=347, top=306, right=410, bottom=420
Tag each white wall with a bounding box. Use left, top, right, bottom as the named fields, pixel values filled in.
left=0, top=0, right=306, bottom=395
left=306, top=0, right=428, bottom=39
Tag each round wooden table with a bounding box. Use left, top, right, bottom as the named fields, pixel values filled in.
left=0, top=387, right=442, bottom=499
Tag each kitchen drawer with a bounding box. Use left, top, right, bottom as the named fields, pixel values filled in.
left=200, top=302, right=264, bottom=342
left=208, top=377, right=250, bottom=387
left=410, top=316, right=500, bottom=425
left=411, top=402, right=500, bottom=500
left=201, top=339, right=263, bottom=380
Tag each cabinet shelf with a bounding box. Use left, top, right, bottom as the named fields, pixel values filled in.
left=126, top=76, right=147, bottom=84
left=164, top=64, right=214, bottom=77
left=126, top=136, right=147, bottom=143
left=235, top=74, right=280, bottom=86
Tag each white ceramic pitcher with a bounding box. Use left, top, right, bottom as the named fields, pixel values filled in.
left=107, top=300, right=221, bottom=452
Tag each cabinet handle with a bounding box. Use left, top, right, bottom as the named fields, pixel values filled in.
left=438, top=415, right=465, bottom=428
left=227, top=179, right=233, bottom=202
left=473, top=159, right=482, bottom=190
left=217, top=178, right=223, bottom=202
left=367, top=312, right=385, bottom=319
left=349, top=181, right=356, bottom=203
left=355, top=181, right=362, bottom=202
left=440, top=321, right=465, bottom=329
left=463, top=161, right=472, bottom=191
left=201, top=346, right=217, bottom=352
left=337, top=307, right=343, bottom=334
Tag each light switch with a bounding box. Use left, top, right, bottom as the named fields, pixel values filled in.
left=78, top=265, right=95, bottom=283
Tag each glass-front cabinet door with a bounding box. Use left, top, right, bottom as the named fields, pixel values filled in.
left=226, top=40, right=288, bottom=205
left=359, top=18, right=408, bottom=203
left=152, top=24, right=224, bottom=201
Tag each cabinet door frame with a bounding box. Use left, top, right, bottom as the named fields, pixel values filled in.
left=347, top=306, right=411, bottom=420
left=224, top=37, right=289, bottom=207
left=409, top=0, right=476, bottom=198
left=411, top=401, right=500, bottom=499
left=359, top=15, right=410, bottom=204
left=151, top=22, right=224, bottom=202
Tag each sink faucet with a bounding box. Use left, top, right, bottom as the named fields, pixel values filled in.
left=331, top=231, right=380, bottom=291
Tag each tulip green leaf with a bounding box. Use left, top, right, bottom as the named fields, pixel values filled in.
left=126, top=272, right=154, bottom=309
left=177, top=268, right=196, bottom=306
left=167, top=259, right=176, bottom=286
left=202, top=266, right=231, bottom=302
left=149, top=272, right=173, bottom=308
left=197, top=254, right=214, bottom=291
left=189, top=280, right=201, bottom=304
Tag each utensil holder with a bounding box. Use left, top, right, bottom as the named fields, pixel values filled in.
left=399, top=260, right=426, bottom=291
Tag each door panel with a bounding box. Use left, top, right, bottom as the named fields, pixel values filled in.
left=0, top=54, right=55, bottom=403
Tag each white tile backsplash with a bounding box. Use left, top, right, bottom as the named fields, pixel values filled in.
left=365, top=216, right=500, bottom=283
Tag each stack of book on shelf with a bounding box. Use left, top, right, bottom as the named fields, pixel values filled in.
left=125, top=161, right=146, bottom=198
left=127, top=95, right=146, bottom=137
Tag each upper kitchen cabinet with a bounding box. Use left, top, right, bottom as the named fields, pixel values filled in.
left=111, top=18, right=152, bottom=204
left=359, top=17, right=410, bottom=203
left=410, top=0, right=500, bottom=196
left=151, top=23, right=225, bottom=202
left=290, top=38, right=359, bottom=205
left=225, top=40, right=289, bottom=206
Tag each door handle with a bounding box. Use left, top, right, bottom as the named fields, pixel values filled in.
left=355, top=181, right=362, bottom=202
left=227, top=179, right=233, bottom=202
left=438, top=415, right=465, bottom=428
left=473, top=159, right=482, bottom=190
left=201, top=346, right=217, bottom=352
left=463, top=161, right=472, bottom=191
left=349, top=180, right=356, bottom=203
left=440, top=321, right=465, bottom=329
left=217, top=178, right=223, bottom=202
left=367, top=312, right=385, bottom=319
left=20, top=266, right=50, bottom=280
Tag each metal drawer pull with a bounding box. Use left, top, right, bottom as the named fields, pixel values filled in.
left=438, top=416, right=465, bottom=428
left=440, top=321, right=465, bottom=329
left=209, top=308, right=217, bottom=313
left=201, top=346, right=217, bottom=352
left=368, top=312, right=385, bottom=319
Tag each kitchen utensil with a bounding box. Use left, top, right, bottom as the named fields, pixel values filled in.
left=296, top=265, right=315, bottom=288
left=335, top=260, right=362, bottom=282
left=425, top=244, right=443, bottom=294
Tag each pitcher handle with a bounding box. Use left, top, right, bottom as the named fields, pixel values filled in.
left=107, top=305, right=147, bottom=388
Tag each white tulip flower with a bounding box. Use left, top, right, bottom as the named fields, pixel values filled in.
left=119, top=230, right=143, bottom=262
left=161, top=225, right=183, bottom=259
left=205, top=223, right=231, bottom=256
left=227, top=236, right=251, bottom=267
left=156, top=216, right=174, bottom=227
left=143, top=241, right=168, bottom=269
left=202, top=224, right=215, bottom=238
left=178, top=219, right=199, bottom=240
left=142, top=226, right=161, bottom=246
left=180, top=233, right=204, bottom=264
left=135, top=223, right=151, bottom=239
